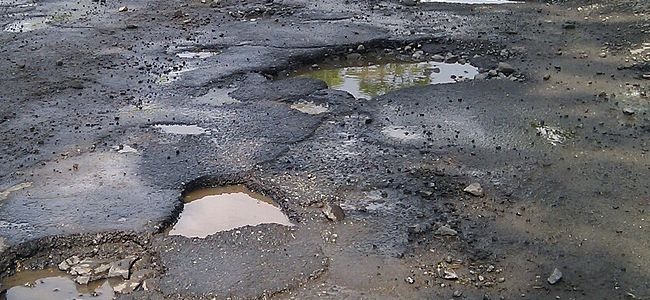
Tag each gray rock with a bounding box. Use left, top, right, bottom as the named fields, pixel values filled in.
left=464, top=183, right=485, bottom=197
left=434, top=225, right=458, bottom=236
left=496, top=62, right=515, bottom=75
left=430, top=54, right=445, bottom=62
left=65, top=256, right=81, bottom=266
left=322, top=202, right=345, bottom=222
left=474, top=73, right=489, bottom=80
left=405, top=276, right=415, bottom=284
left=445, top=53, right=459, bottom=63
left=453, top=290, right=463, bottom=297
left=113, top=281, right=141, bottom=294
left=58, top=260, right=70, bottom=271
left=75, top=276, right=90, bottom=285
left=487, top=69, right=498, bottom=77
left=108, top=257, right=138, bottom=279
left=623, top=108, right=635, bottom=115
left=547, top=268, right=562, bottom=284
left=443, top=269, right=459, bottom=280
left=357, top=44, right=365, bottom=52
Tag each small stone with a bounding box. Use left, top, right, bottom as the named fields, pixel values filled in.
left=562, top=22, right=576, bottom=29
left=55, top=60, right=64, bottom=66
left=599, top=52, right=607, bottom=58
left=430, top=54, right=445, bottom=62
left=474, top=73, right=489, bottom=80
left=108, top=257, right=137, bottom=279
left=453, top=290, right=463, bottom=297
left=405, top=276, right=415, bottom=284
left=434, top=225, right=458, bottom=236
left=488, top=69, right=498, bottom=77
left=497, top=277, right=506, bottom=283
left=322, top=202, right=345, bottom=222
left=118, top=6, right=128, bottom=12
left=622, top=108, right=635, bottom=115
left=547, top=268, right=562, bottom=285
left=486, top=265, right=495, bottom=272
left=75, top=276, right=90, bottom=285
left=357, top=44, right=365, bottom=52
left=443, top=270, right=459, bottom=280
left=65, top=256, right=81, bottom=266
left=543, top=74, right=551, bottom=80
left=464, top=183, right=485, bottom=197
left=311, top=64, right=319, bottom=69
left=496, top=62, right=515, bottom=75
left=58, top=261, right=70, bottom=271
left=444, top=53, right=459, bottom=63
left=113, top=281, right=141, bottom=294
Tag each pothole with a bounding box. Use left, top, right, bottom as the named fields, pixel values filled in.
left=294, top=60, right=478, bottom=99
left=153, top=124, right=207, bottom=135
left=169, top=185, right=293, bottom=238
left=0, top=269, right=116, bottom=300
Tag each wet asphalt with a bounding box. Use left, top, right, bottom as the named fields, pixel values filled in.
left=0, top=0, right=649, bottom=299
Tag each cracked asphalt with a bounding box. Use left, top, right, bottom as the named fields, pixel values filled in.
left=0, top=0, right=649, bottom=298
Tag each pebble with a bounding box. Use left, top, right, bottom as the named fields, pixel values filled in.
left=357, top=44, right=365, bottom=52
left=118, top=6, right=128, bottom=12
left=463, top=183, right=485, bottom=197
left=434, top=225, right=458, bottom=236
left=443, top=269, right=459, bottom=280
left=622, top=108, right=635, bottom=115
left=322, top=202, right=345, bottom=221
left=547, top=268, right=562, bottom=285
left=405, top=276, right=415, bottom=284
left=453, top=290, right=463, bottom=297
left=496, top=62, right=515, bottom=75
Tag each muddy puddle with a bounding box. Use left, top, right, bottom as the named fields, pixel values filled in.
left=169, top=185, right=293, bottom=238
left=153, top=124, right=207, bottom=135
left=0, top=269, right=115, bottom=300
left=294, top=60, right=478, bottom=99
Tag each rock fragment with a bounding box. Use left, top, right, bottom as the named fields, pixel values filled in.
left=109, top=257, right=138, bottom=279
left=497, top=62, right=515, bottom=75
left=443, top=269, right=459, bottom=280
left=434, top=225, right=458, bottom=236
left=405, top=276, right=415, bottom=284
left=464, top=183, right=485, bottom=197
left=118, top=6, right=128, bottom=12
left=322, top=202, right=345, bottom=222
left=547, top=268, right=562, bottom=284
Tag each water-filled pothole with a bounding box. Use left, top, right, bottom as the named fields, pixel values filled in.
left=293, top=60, right=478, bottom=99
left=0, top=269, right=116, bottom=300
left=153, top=124, right=207, bottom=135
left=169, top=185, right=293, bottom=238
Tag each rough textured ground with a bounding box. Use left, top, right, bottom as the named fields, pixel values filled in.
left=0, top=0, right=648, bottom=299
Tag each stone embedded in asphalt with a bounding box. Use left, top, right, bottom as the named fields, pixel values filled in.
left=453, top=290, right=463, bottom=297
left=109, top=257, right=138, bottom=279
left=322, top=202, right=345, bottom=222
left=118, top=6, right=128, bottom=12
left=443, top=269, right=459, bottom=280
left=547, top=268, right=562, bottom=285
left=430, top=54, right=445, bottom=62
left=622, top=108, right=635, bottom=115
left=357, top=44, right=365, bottom=52
left=405, top=276, right=415, bottom=284
left=497, top=62, right=515, bottom=75
left=434, top=225, right=458, bottom=236
left=464, top=183, right=485, bottom=197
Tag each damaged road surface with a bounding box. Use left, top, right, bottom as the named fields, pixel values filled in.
left=1, top=0, right=649, bottom=299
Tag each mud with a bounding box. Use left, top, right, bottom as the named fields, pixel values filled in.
left=0, top=0, right=648, bottom=299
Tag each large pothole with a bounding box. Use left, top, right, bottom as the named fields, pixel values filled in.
left=168, top=185, right=293, bottom=238
left=286, top=58, right=478, bottom=99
